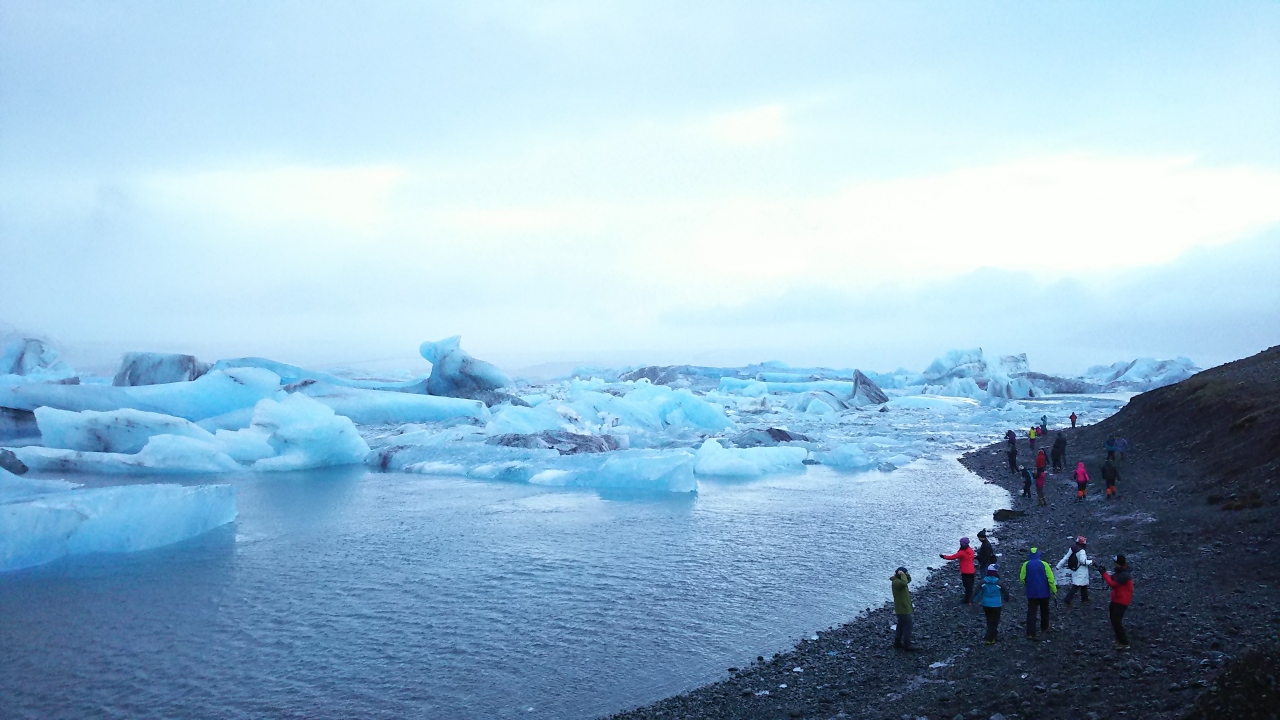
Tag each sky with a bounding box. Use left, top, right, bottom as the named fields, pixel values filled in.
left=2, top=1, right=1278, bottom=376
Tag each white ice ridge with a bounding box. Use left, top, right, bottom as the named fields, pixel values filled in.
left=15, top=394, right=370, bottom=473
left=2, top=367, right=284, bottom=420
left=0, top=467, right=236, bottom=572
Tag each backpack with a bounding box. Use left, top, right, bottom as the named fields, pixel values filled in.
left=1067, top=551, right=1079, bottom=571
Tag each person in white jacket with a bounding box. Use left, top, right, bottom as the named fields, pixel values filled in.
left=1056, top=536, right=1093, bottom=606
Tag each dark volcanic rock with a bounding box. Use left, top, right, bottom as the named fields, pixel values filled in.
left=992, top=508, right=1026, bottom=521
left=618, top=365, right=724, bottom=390
left=730, top=428, right=815, bottom=447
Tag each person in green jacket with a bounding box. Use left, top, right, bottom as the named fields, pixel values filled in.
left=892, top=567, right=914, bottom=651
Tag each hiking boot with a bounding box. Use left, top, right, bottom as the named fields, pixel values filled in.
left=985, top=640, right=996, bottom=645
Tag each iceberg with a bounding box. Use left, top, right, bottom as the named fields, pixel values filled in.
left=35, top=407, right=218, bottom=454
left=693, top=439, right=808, bottom=478
left=484, top=403, right=575, bottom=436
left=13, top=394, right=370, bottom=474
left=291, top=380, right=490, bottom=425
left=813, top=443, right=876, bottom=470
left=211, top=357, right=428, bottom=392
left=883, top=395, right=981, bottom=413
left=1, top=367, right=284, bottom=421
left=0, top=337, right=72, bottom=378
left=1084, top=357, right=1200, bottom=391
left=0, top=477, right=236, bottom=572
left=420, top=336, right=513, bottom=401
left=113, top=352, right=211, bottom=386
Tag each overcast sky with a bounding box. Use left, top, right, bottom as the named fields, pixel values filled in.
left=2, top=1, right=1278, bottom=376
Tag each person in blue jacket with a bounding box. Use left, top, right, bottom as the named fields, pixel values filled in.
left=1019, top=547, right=1058, bottom=640
left=978, top=563, right=1009, bottom=644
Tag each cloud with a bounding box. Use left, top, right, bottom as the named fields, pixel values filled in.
left=705, top=104, right=789, bottom=146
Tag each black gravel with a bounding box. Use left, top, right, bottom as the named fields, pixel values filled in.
left=607, top=346, right=1280, bottom=720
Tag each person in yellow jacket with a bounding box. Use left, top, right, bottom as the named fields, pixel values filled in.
left=1028, top=426, right=1038, bottom=453
left=1019, top=547, right=1057, bottom=640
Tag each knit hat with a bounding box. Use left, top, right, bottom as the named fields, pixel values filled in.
left=896, top=566, right=908, bottom=575
left=959, top=537, right=970, bottom=546
left=977, top=529, right=987, bottom=539
left=986, top=564, right=999, bottom=576
left=1076, top=536, right=1087, bottom=546
left=1115, top=554, right=1127, bottom=566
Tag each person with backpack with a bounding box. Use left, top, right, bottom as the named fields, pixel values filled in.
left=978, top=563, right=1008, bottom=644
left=1102, top=459, right=1121, bottom=499
left=1069, top=412, right=1077, bottom=428
left=1020, top=547, right=1057, bottom=640
left=1020, top=465, right=1034, bottom=499
left=1116, top=436, right=1129, bottom=462
left=1073, top=461, right=1090, bottom=501
left=1055, top=536, right=1092, bottom=606
left=1105, top=435, right=1117, bottom=461
left=1034, top=468, right=1048, bottom=506
left=975, top=529, right=997, bottom=573
left=891, top=567, right=914, bottom=651
left=1099, top=555, right=1133, bottom=649
left=940, top=537, right=977, bottom=605
left=1040, top=415, right=1049, bottom=433
left=1051, top=433, right=1067, bottom=472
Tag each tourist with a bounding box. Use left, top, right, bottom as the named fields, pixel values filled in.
left=1035, top=469, right=1048, bottom=506
left=1099, top=555, right=1133, bottom=650
left=1051, top=433, right=1067, bottom=472
left=1073, top=462, right=1090, bottom=500
left=979, top=564, right=1008, bottom=644
left=940, top=537, right=977, bottom=605
left=1105, top=434, right=1117, bottom=461
left=1005, top=429, right=1017, bottom=449
left=975, top=529, right=997, bottom=573
left=1019, top=547, right=1057, bottom=640
left=1102, top=459, right=1120, bottom=499
left=1055, top=536, right=1092, bottom=606
left=892, top=567, right=914, bottom=651
left=1020, top=465, right=1034, bottom=498
left=1116, top=436, right=1129, bottom=462
left=1069, top=411, right=1077, bottom=428
left=1035, top=448, right=1047, bottom=475
left=1007, top=445, right=1018, bottom=474
left=1029, top=426, right=1038, bottom=453
left=1040, top=414, right=1049, bottom=432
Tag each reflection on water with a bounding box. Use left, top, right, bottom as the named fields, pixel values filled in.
left=0, top=461, right=1004, bottom=719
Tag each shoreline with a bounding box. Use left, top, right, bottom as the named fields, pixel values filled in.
left=607, top=417, right=1280, bottom=720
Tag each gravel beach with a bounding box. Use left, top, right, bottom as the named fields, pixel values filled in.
left=608, top=346, right=1280, bottom=720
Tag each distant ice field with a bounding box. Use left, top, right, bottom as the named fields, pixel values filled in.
left=2, top=457, right=1012, bottom=719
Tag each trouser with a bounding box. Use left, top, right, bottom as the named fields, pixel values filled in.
left=1022, top=480, right=1031, bottom=497
left=1052, top=454, right=1063, bottom=471
left=1026, top=598, right=1050, bottom=637
left=1063, top=584, right=1089, bottom=604
left=1077, top=483, right=1087, bottom=499
left=961, top=573, right=975, bottom=604
left=1106, top=450, right=1115, bottom=461
left=1110, top=602, right=1129, bottom=645
left=1106, top=479, right=1116, bottom=497
left=1030, top=440, right=1036, bottom=452
left=1071, top=419, right=1076, bottom=428
left=895, top=614, right=913, bottom=649
left=1036, top=485, right=1046, bottom=505
left=1008, top=454, right=1018, bottom=473
left=983, top=607, right=1001, bottom=642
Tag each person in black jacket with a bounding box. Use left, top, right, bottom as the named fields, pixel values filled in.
left=975, top=529, right=997, bottom=575
left=1102, top=460, right=1121, bottom=499
left=1007, top=445, right=1018, bottom=474
left=1020, top=466, right=1033, bottom=498
left=1050, top=433, right=1067, bottom=472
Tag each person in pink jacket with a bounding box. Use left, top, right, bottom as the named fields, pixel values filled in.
left=1073, top=462, right=1090, bottom=501
left=941, top=537, right=977, bottom=605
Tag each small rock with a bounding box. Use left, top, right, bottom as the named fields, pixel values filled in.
left=990, top=714, right=1007, bottom=720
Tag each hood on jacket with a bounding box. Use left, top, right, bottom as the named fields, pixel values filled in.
left=1113, top=566, right=1133, bottom=585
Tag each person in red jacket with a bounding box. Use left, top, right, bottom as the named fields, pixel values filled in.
left=1100, top=554, right=1134, bottom=649
left=1069, top=412, right=1077, bottom=428
left=1073, top=462, right=1090, bottom=500
left=940, top=537, right=977, bottom=606
left=1035, top=449, right=1047, bottom=474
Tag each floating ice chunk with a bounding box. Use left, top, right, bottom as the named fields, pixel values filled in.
left=920, top=348, right=987, bottom=382
left=592, top=451, right=697, bottom=492
left=213, top=428, right=277, bottom=463
left=883, top=395, right=981, bottom=413
left=247, top=393, right=370, bottom=471
left=1, top=368, right=284, bottom=421
left=718, top=378, right=769, bottom=397
left=35, top=407, right=217, bottom=454
left=12, top=435, right=242, bottom=474
left=693, top=439, right=807, bottom=477
left=0, top=482, right=236, bottom=572
left=211, top=357, right=427, bottom=392
left=1085, top=357, right=1199, bottom=391
left=485, top=404, right=574, bottom=436
left=814, top=443, right=876, bottom=470
left=291, top=381, right=490, bottom=425
left=113, top=352, right=210, bottom=386
left=0, top=337, right=71, bottom=378
left=420, top=336, right=512, bottom=399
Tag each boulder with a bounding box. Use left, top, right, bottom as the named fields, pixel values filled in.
left=0, top=448, right=28, bottom=475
